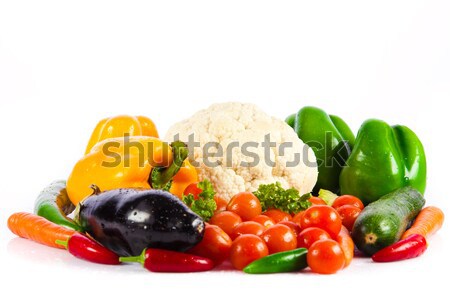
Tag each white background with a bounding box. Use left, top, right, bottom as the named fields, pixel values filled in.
left=0, top=1, right=449, bottom=299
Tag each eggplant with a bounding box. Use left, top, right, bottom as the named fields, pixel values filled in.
left=75, top=188, right=205, bottom=257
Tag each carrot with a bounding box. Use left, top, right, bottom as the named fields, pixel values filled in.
left=7, top=212, right=76, bottom=249
left=336, top=225, right=354, bottom=268
left=402, top=206, right=445, bottom=240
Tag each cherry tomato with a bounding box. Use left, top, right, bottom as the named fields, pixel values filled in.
left=261, top=224, right=297, bottom=254
left=300, top=205, right=342, bottom=237
left=335, top=226, right=354, bottom=268
left=292, top=211, right=305, bottom=227
left=214, top=196, right=228, bottom=212
left=227, top=192, right=262, bottom=221
left=309, top=196, right=327, bottom=206
left=183, top=182, right=203, bottom=199
left=251, top=215, right=275, bottom=228
left=307, top=239, right=345, bottom=274
left=332, top=195, right=364, bottom=210
left=230, top=221, right=265, bottom=240
left=278, top=221, right=301, bottom=236
left=263, top=209, right=292, bottom=223
left=209, top=211, right=242, bottom=236
left=230, top=234, right=269, bottom=270
left=336, top=205, right=361, bottom=231
left=187, top=224, right=232, bottom=265
left=297, top=227, right=331, bottom=249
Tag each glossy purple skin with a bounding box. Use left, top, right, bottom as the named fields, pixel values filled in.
left=77, top=189, right=205, bottom=257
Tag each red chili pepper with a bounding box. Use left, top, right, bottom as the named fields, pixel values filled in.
left=56, top=233, right=120, bottom=265
left=119, top=248, right=214, bottom=272
left=372, top=234, right=427, bottom=263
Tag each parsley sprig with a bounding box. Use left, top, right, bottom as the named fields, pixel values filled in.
left=253, top=182, right=311, bottom=214
left=182, top=179, right=217, bottom=221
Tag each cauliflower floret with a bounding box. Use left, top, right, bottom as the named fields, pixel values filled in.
left=165, top=102, right=318, bottom=201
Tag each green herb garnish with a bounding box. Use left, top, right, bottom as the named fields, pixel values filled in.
left=182, top=179, right=217, bottom=221
left=253, top=182, right=311, bottom=214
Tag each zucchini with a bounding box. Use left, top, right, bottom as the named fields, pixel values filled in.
left=351, top=186, right=425, bottom=256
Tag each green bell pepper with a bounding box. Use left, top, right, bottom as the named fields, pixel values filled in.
left=287, top=106, right=355, bottom=193
left=340, top=119, right=427, bottom=205
left=243, top=248, right=308, bottom=274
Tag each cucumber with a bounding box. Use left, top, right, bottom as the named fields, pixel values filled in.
left=34, top=180, right=82, bottom=231
left=351, top=186, right=425, bottom=256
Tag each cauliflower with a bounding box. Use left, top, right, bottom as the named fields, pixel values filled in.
left=165, top=102, right=318, bottom=201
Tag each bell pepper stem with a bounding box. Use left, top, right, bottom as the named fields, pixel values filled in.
left=119, top=249, right=146, bottom=265
left=55, top=239, right=68, bottom=249
left=150, top=141, right=189, bottom=190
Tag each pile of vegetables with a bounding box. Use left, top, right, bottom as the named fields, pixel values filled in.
left=7, top=104, right=445, bottom=274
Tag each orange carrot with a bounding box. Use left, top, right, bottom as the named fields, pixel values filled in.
left=336, top=225, right=354, bottom=268
left=402, top=206, right=444, bottom=240
left=7, top=212, right=76, bottom=249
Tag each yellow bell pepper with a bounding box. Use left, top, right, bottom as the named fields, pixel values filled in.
left=67, top=115, right=197, bottom=205
left=85, top=115, right=159, bottom=154
left=170, top=161, right=199, bottom=200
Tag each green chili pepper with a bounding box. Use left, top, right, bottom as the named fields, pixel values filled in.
left=243, top=248, right=308, bottom=274
left=34, top=180, right=82, bottom=231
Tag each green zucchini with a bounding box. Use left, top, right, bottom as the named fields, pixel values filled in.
left=351, top=186, right=425, bottom=256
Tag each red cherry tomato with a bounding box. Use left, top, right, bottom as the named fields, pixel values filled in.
left=263, top=209, right=292, bottom=223
left=300, top=205, right=342, bottom=238
left=214, top=196, right=228, bottom=212
left=307, top=239, right=345, bottom=274
left=261, top=224, right=297, bottom=254
left=278, top=221, right=301, bottom=236
left=336, top=205, right=361, bottom=231
left=230, top=234, right=269, bottom=270
left=187, top=224, right=232, bottom=265
left=292, top=211, right=305, bottom=228
left=183, top=182, right=203, bottom=199
left=230, top=221, right=265, bottom=240
left=251, top=215, right=275, bottom=228
left=227, top=192, right=262, bottom=221
left=297, top=227, right=331, bottom=249
left=332, top=195, right=364, bottom=210
left=309, top=196, right=327, bottom=206
left=209, top=211, right=242, bottom=236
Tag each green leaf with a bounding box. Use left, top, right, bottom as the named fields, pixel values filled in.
left=182, top=179, right=217, bottom=221
left=182, top=194, right=195, bottom=207
left=253, top=182, right=311, bottom=214
left=197, top=180, right=215, bottom=201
